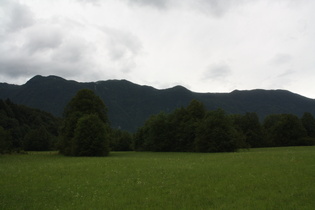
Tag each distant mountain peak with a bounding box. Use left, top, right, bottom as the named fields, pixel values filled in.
left=26, top=75, right=66, bottom=85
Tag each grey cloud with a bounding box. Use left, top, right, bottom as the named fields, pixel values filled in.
left=203, top=63, right=232, bottom=80
left=276, top=69, right=295, bottom=78
left=0, top=56, right=33, bottom=78
left=0, top=24, right=93, bottom=81
left=191, top=0, right=250, bottom=17
left=0, top=50, right=59, bottom=79
left=270, top=53, right=293, bottom=66
left=122, top=0, right=249, bottom=17
left=120, top=59, right=137, bottom=73
left=192, top=0, right=231, bottom=17
left=0, top=45, right=89, bottom=80
left=76, top=0, right=100, bottom=3
left=265, top=69, right=295, bottom=90
left=122, top=0, right=228, bottom=13
left=103, top=27, right=142, bottom=59
left=25, top=25, right=64, bottom=53
left=0, top=0, right=101, bottom=81
left=76, top=0, right=101, bottom=6
left=4, top=2, right=35, bottom=32
left=102, top=27, right=142, bottom=72
left=124, top=0, right=169, bottom=9
left=52, top=37, right=91, bottom=63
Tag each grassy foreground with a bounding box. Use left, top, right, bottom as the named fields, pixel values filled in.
left=0, top=147, right=314, bottom=210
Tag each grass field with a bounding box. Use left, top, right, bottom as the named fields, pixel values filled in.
left=0, top=147, right=314, bottom=210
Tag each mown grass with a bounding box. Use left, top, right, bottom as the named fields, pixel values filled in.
left=0, top=147, right=314, bottom=209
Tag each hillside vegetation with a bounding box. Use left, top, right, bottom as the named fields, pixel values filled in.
left=0, top=99, right=60, bottom=153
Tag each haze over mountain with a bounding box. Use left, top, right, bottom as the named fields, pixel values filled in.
left=1, top=75, right=315, bottom=132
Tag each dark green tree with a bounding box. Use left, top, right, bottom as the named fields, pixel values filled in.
left=186, top=100, right=206, bottom=120
left=23, top=126, right=52, bottom=151
left=168, top=100, right=206, bottom=152
left=0, top=126, right=12, bottom=154
left=134, top=100, right=207, bottom=152
left=110, top=129, right=133, bottom=151
left=299, top=112, right=315, bottom=145
left=195, top=109, right=240, bottom=152
left=168, top=107, right=192, bottom=151
left=60, top=89, right=110, bottom=156
left=232, top=112, right=264, bottom=148
left=264, top=114, right=307, bottom=146
left=73, top=114, right=110, bottom=156
left=144, top=112, right=172, bottom=152
left=301, top=112, right=315, bottom=138
left=262, top=114, right=282, bottom=147
left=59, top=112, right=82, bottom=155
left=134, top=111, right=175, bottom=152
left=134, top=126, right=147, bottom=151
left=63, top=89, right=108, bottom=123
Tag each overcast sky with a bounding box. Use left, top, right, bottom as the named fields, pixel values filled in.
left=1, top=0, right=315, bottom=98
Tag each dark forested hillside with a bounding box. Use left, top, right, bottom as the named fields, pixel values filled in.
left=1, top=75, right=315, bottom=132
left=0, top=99, right=60, bottom=153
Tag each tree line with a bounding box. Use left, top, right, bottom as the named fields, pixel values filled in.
left=1, top=90, right=315, bottom=155
left=134, top=100, right=315, bottom=152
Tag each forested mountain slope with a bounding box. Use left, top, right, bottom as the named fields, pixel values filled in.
left=1, top=75, right=315, bottom=132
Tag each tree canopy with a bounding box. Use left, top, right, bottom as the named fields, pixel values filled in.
left=134, top=101, right=315, bottom=153
left=134, top=101, right=241, bottom=153
left=195, top=109, right=241, bottom=152
left=59, top=89, right=110, bottom=156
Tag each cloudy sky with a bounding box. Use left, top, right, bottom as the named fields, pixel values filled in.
left=1, top=0, right=315, bottom=98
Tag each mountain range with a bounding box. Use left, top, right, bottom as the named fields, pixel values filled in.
left=1, top=75, right=315, bottom=132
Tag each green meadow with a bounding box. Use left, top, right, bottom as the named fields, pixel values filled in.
left=1, top=147, right=314, bottom=210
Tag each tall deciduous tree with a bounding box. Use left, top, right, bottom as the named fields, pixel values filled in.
left=60, top=89, right=110, bottom=156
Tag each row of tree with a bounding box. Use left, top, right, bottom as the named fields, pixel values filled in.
left=1, top=90, right=315, bottom=155
left=134, top=100, right=315, bottom=152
